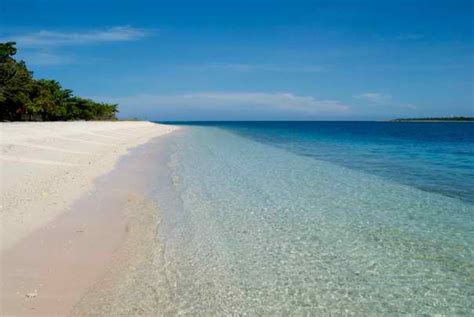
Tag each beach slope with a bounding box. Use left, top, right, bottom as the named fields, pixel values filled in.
left=1, top=121, right=178, bottom=315
left=0, top=121, right=177, bottom=252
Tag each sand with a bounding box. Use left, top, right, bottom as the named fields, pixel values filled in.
left=0, top=121, right=178, bottom=251
left=0, top=121, right=179, bottom=315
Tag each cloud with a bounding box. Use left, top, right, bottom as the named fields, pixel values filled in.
left=354, top=92, right=417, bottom=110
left=91, top=92, right=349, bottom=120
left=2, top=26, right=149, bottom=47
left=354, top=92, right=393, bottom=104
left=18, top=51, right=72, bottom=66
left=178, top=63, right=325, bottom=73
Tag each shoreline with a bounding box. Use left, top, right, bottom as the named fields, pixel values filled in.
left=2, top=121, right=472, bottom=314
left=0, top=121, right=179, bottom=315
left=1, top=121, right=178, bottom=252
left=72, top=132, right=180, bottom=315
left=389, top=120, right=474, bottom=122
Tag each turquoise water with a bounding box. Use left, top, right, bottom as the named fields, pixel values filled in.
left=154, top=122, right=474, bottom=314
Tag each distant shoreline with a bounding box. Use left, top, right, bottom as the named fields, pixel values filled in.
left=390, top=117, right=474, bottom=122
left=390, top=120, right=474, bottom=122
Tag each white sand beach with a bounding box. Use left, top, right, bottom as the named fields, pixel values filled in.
left=0, top=121, right=178, bottom=315
left=1, top=121, right=178, bottom=251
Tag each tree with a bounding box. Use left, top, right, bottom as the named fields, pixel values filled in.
left=30, top=80, right=71, bottom=120
left=0, top=42, right=35, bottom=120
left=0, top=42, right=118, bottom=121
left=0, top=42, right=17, bottom=62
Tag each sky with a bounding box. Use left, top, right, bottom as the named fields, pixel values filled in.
left=1, top=0, right=473, bottom=120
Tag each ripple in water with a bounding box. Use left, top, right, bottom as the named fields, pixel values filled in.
left=153, top=125, right=474, bottom=315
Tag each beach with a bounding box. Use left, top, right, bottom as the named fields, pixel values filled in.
left=1, top=121, right=473, bottom=315
left=0, top=121, right=179, bottom=315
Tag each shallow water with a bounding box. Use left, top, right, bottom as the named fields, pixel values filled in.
left=153, top=123, right=474, bottom=314
left=176, top=122, right=474, bottom=203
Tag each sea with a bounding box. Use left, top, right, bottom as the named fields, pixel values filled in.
left=151, top=121, right=474, bottom=314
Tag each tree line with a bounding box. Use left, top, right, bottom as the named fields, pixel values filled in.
left=391, top=117, right=474, bottom=122
left=0, top=42, right=118, bottom=121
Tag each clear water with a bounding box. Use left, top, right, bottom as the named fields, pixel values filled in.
left=153, top=122, right=474, bottom=314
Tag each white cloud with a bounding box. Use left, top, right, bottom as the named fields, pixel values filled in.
left=354, top=92, right=393, bottom=104
left=354, top=92, right=417, bottom=110
left=3, top=26, right=149, bottom=47
left=178, top=63, right=325, bottom=73
left=91, top=92, right=350, bottom=119
left=18, top=51, right=72, bottom=66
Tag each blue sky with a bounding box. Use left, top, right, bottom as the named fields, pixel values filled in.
left=2, top=0, right=473, bottom=120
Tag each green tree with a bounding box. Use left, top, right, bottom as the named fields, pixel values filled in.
left=0, top=42, right=17, bottom=62
left=0, top=42, right=118, bottom=121
left=0, top=42, right=35, bottom=120
left=30, top=80, right=72, bottom=120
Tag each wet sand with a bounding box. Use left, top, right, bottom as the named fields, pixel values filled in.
left=72, top=134, right=178, bottom=315
left=0, top=122, right=179, bottom=315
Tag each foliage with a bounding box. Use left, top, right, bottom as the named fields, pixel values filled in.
left=0, top=42, right=118, bottom=121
